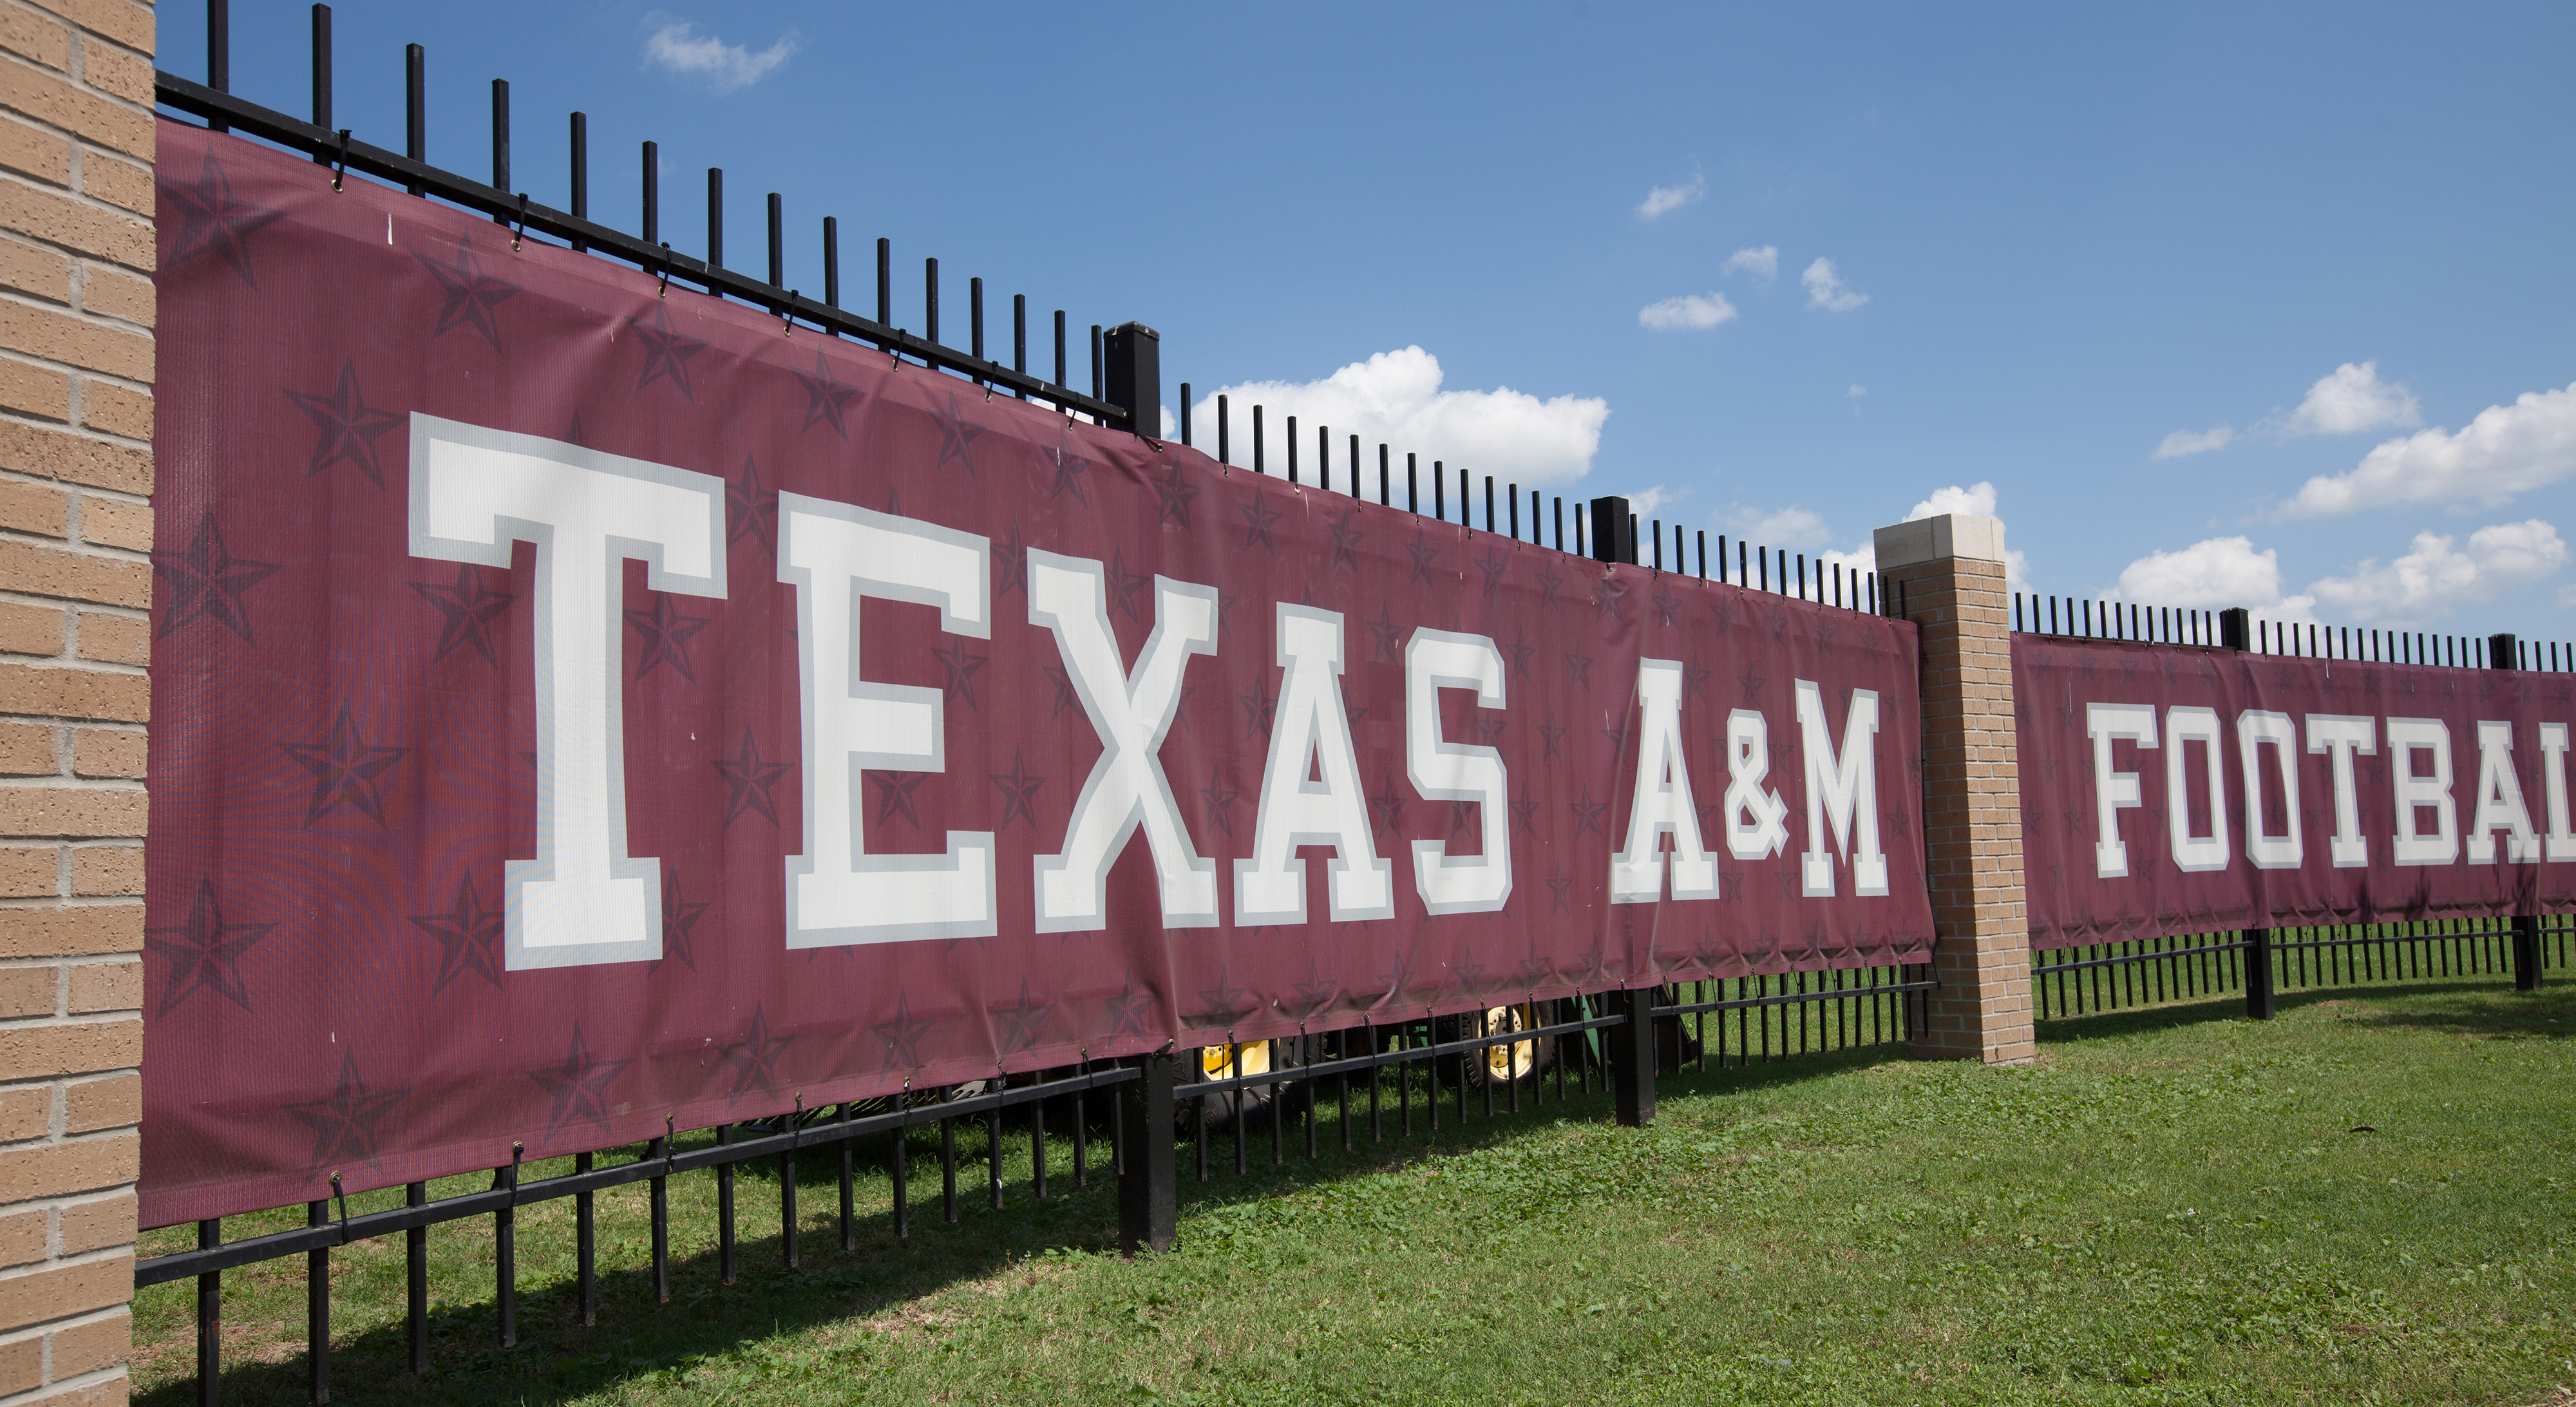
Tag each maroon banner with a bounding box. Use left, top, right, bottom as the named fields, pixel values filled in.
left=2016, top=635, right=2576, bottom=949
left=144, top=121, right=1931, bottom=1225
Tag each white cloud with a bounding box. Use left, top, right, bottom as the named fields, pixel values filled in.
left=1625, top=485, right=1680, bottom=518
left=2104, top=536, right=2317, bottom=622
left=1635, top=173, right=1707, bottom=220
left=1638, top=292, right=1738, bottom=332
left=2153, top=425, right=2234, bottom=459
left=1195, top=346, right=1609, bottom=488
left=1748, top=480, right=2027, bottom=588
left=1848, top=384, right=1867, bottom=399
left=2306, top=520, right=2567, bottom=626
left=2282, top=360, right=2420, bottom=437
left=1721, top=504, right=1832, bottom=549
left=2279, top=381, right=2576, bottom=518
left=1722, top=246, right=1779, bottom=281
left=643, top=15, right=801, bottom=93
left=1801, top=258, right=1868, bottom=312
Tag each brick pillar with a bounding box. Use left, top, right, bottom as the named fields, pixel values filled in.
left=0, top=1, right=156, bottom=1402
left=1874, top=513, right=2034, bottom=1066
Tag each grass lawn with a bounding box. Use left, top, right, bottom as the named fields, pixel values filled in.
left=133, top=976, right=2576, bottom=1405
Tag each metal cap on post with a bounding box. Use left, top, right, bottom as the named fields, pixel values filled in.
left=2221, top=607, right=2252, bottom=652
left=1103, top=322, right=1160, bottom=439
left=1588, top=496, right=1638, bottom=565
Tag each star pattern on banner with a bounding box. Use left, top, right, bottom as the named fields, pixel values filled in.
left=283, top=361, right=406, bottom=486
left=1238, top=495, right=1282, bottom=553
left=284, top=1051, right=406, bottom=1173
left=1289, top=960, right=1341, bottom=1017
left=415, top=236, right=518, bottom=352
left=1200, top=779, right=1240, bottom=839
left=1502, top=630, right=1535, bottom=681
left=1534, top=564, right=1566, bottom=612
left=1329, top=509, right=1365, bottom=572
left=410, top=872, right=504, bottom=995
left=528, top=1025, right=630, bottom=1140
left=153, top=513, right=279, bottom=644
left=1105, top=548, right=1151, bottom=623
left=721, top=1006, right=797, bottom=1104
left=1601, top=713, right=1633, bottom=757
left=1193, top=970, right=1255, bottom=1029
left=410, top=564, right=516, bottom=669
left=1683, top=659, right=1712, bottom=706
left=1539, top=716, right=1566, bottom=761
left=1363, top=601, right=1405, bottom=665
left=1238, top=679, right=1276, bottom=739
left=1813, top=619, right=1840, bottom=656
left=793, top=352, right=862, bottom=437
left=931, top=639, right=989, bottom=708
left=1448, top=798, right=1477, bottom=838
left=1738, top=667, right=1768, bottom=705
left=281, top=703, right=408, bottom=827
left=1045, top=425, right=1092, bottom=504
left=625, top=592, right=710, bottom=683
left=1563, top=650, right=1595, bottom=690
left=1651, top=587, right=1683, bottom=629
left=1040, top=663, right=1078, bottom=720
left=1473, top=551, right=1511, bottom=594
left=992, top=523, right=1030, bottom=601
left=147, top=876, right=274, bottom=1017
left=712, top=728, right=792, bottom=825
left=657, top=869, right=711, bottom=972
left=1470, top=715, right=1507, bottom=748
left=996, top=980, right=1052, bottom=1057
left=1102, top=974, right=1156, bottom=1043
left=1151, top=462, right=1200, bottom=529
left=160, top=149, right=286, bottom=286
left=870, top=771, right=929, bottom=828
left=1511, top=786, right=1538, bottom=836
left=1405, top=529, right=1441, bottom=584
left=1375, top=951, right=1415, bottom=1004
left=871, top=992, right=934, bottom=1068
left=932, top=391, right=987, bottom=477
left=1593, top=580, right=1629, bottom=625
left=989, top=748, right=1045, bottom=832
left=1368, top=777, right=1408, bottom=836
left=1568, top=788, right=1608, bottom=839
left=630, top=303, right=706, bottom=401
left=727, top=457, right=779, bottom=553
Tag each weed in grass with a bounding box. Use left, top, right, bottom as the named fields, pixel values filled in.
left=133, top=976, right=2576, bottom=1405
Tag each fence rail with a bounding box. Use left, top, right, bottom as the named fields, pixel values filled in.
left=2035, top=920, right=2571, bottom=1020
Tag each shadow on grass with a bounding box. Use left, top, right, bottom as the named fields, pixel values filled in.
left=2033, top=975, right=2572, bottom=1047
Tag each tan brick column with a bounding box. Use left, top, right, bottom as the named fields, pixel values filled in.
left=0, top=1, right=156, bottom=1401
left=1874, top=513, right=2033, bottom=1066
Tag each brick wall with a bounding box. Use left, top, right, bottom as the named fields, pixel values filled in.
left=0, top=0, right=156, bottom=1401
left=1876, top=517, right=2034, bottom=1066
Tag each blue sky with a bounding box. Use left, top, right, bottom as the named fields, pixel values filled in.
left=168, top=2, right=2576, bottom=645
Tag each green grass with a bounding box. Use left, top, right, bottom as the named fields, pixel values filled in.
left=134, top=977, right=2576, bottom=1405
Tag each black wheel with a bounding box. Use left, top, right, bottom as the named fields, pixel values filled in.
left=1175, top=1038, right=1309, bottom=1135
left=1435, top=1003, right=1557, bottom=1090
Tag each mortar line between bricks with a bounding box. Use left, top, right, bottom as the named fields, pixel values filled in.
left=0, top=283, right=160, bottom=345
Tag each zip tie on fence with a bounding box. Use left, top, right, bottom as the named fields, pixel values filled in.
left=663, top=1115, right=676, bottom=1171
left=330, top=129, right=351, bottom=191
left=790, top=1094, right=803, bottom=1153
left=656, top=244, right=671, bottom=299
left=782, top=292, right=797, bottom=337
left=511, top=192, right=527, bottom=252
left=330, top=1170, right=348, bottom=1242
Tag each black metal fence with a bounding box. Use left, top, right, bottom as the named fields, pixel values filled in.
left=144, top=8, right=1936, bottom=1402
left=2012, top=592, right=2575, bottom=1020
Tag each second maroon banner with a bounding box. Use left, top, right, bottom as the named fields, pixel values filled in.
left=145, top=121, right=1932, bottom=1225
left=2016, top=635, right=2576, bottom=949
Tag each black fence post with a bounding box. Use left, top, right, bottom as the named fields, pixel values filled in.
left=1103, top=323, right=1160, bottom=439
left=2245, top=927, right=2276, bottom=1020
left=1119, top=1053, right=1177, bottom=1252
left=2491, top=631, right=2543, bottom=991
left=2219, top=606, right=2251, bottom=652
left=1589, top=496, right=1638, bottom=565
left=1610, top=987, right=1656, bottom=1126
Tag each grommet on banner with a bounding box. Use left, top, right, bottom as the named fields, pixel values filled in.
left=331, top=128, right=351, bottom=192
